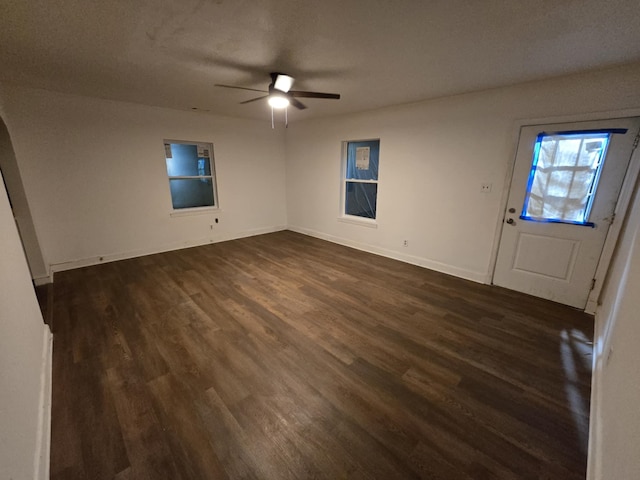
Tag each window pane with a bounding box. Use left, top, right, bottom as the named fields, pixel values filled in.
left=522, top=132, right=610, bottom=224
left=165, top=143, right=212, bottom=177
left=345, top=182, right=377, bottom=219
left=346, top=140, right=379, bottom=181
left=169, top=178, right=215, bottom=209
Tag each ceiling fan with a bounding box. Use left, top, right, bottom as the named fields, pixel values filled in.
left=215, top=72, right=340, bottom=122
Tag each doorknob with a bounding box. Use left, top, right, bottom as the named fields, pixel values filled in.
left=506, top=218, right=515, bottom=225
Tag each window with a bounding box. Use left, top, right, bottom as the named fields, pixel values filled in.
left=342, top=139, right=380, bottom=220
left=164, top=140, right=218, bottom=210
left=521, top=131, right=612, bottom=226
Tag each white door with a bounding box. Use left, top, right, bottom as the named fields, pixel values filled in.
left=494, top=118, right=640, bottom=309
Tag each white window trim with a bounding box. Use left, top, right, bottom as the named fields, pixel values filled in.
left=339, top=139, right=380, bottom=226
left=169, top=206, right=220, bottom=218
left=337, top=215, right=378, bottom=228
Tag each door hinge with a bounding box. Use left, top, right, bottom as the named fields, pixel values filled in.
left=633, top=132, right=640, bottom=150
left=590, top=278, right=597, bottom=291
left=605, top=212, right=616, bottom=225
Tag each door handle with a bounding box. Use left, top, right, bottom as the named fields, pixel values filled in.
left=506, top=218, right=515, bottom=225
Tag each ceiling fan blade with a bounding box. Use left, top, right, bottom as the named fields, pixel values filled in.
left=289, top=90, right=340, bottom=100
left=288, top=97, right=307, bottom=110
left=239, top=95, right=269, bottom=104
left=215, top=84, right=268, bottom=93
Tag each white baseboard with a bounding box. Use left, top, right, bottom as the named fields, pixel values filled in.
left=288, top=225, right=489, bottom=284
left=33, top=275, right=52, bottom=287
left=49, top=225, right=287, bottom=273
left=586, top=313, right=603, bottom=480
left=47, top=223, right=487, bottom=283
left=34, top=326, right=53, bottom=480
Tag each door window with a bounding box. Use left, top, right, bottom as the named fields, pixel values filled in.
left=521, top=130, right=617, bottom=226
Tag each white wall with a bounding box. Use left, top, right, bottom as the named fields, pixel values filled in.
left=285, top=63, right=640, bottom=282
left=0, top=164, right=52, bottom=480
left=0, top=85, right=288, bottom=274
left=588, top=153, right=640, bottom=479
left=0, top=121, right=48, bottom=282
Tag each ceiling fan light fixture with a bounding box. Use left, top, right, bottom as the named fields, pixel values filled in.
left=273, top=74, right=294, bottom=93
left=268, top=94, right=290, bottom=109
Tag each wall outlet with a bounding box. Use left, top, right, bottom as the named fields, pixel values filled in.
left=481, top=183, right=492, bottom=193
left=403, top=240, right=408, bottom=247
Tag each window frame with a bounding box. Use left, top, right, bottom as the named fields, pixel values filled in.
left=339, top=138, right=380, bottom=226
left=520, top=130, right=614, bottom=227
left=163, top=139, right=219, bottom=215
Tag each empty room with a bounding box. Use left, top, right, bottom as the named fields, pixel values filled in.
left=2, top=1, right=640, bottom=479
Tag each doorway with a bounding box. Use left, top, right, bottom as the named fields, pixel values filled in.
left=493, top=118, right=640, bottom=309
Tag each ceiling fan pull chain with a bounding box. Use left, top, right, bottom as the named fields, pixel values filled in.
left=285, top=107, right=288, bottom=128
left=271, top=106, right=274, bottom=129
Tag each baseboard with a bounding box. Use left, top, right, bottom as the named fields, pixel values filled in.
left=288, top=225, right=489, bottom=284
left=34, top=326, right=53, bottom=480
left=49, top=225, right=288, bottom=273
left=47, top=223, right=487, bottom=283
left=33, top=275, right=52, bottom=287
left=586, top=311, right=603, bottom=480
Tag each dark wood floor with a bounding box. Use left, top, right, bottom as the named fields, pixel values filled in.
left=50, top=231, right=593, bottom=480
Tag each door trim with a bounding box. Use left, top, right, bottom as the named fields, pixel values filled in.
left=489, top=108, right=640, bottom=312
left=585, top=136, right=640, bottom=313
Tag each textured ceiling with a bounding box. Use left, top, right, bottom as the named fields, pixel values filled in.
left=1, top=0, right=640, bottom=121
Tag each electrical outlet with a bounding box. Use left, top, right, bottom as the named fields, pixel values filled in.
left=481, top=183, right=492, bottom=193
left=403, top=240, right=408, bottom=247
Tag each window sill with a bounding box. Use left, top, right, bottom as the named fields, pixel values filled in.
left=337, top=216, right=378, bottom=228
left=170, top=207, right=220, bottom=218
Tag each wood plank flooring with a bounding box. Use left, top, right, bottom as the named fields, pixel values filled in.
left=50, top=230, right=593, bottom=479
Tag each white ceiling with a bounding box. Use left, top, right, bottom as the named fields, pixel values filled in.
left=2, top=0, right=640, bottom=121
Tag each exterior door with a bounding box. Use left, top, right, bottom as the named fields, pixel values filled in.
left=493, top=118, right=640, bottom=309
